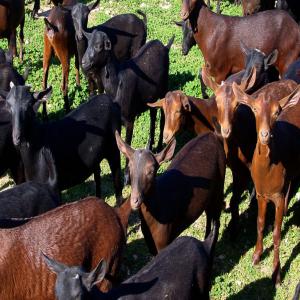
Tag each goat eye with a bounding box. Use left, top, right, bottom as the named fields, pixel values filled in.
left=252, top=107, right=257, bottom=113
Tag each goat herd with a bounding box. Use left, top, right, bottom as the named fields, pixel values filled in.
left=0, top=0, right=300, bottom=298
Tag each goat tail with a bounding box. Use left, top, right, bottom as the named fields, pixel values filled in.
left=136, top=10, right=147, bottom=27
left=41, top=147, right=58, bottom=191
left=203, top=219, right=219, bottom=259
left=166, top=35, right=175, bottom=51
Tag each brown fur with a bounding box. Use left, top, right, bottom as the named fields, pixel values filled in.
left=0, top=197, right=131, bottom=299
left=0, top=0, right=24, bottom=61
left=232, top=82, right=300, bottom=286
left=181, top=0, right=300, bottom=82
left=43, top=5, right=80, bottom=118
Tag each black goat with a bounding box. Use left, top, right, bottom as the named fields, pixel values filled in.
left=44, top=225, right=219, bottom=300
left=5, top=84, right=122, bottom=204
left=82, top=32, right=173, bottom=156
left=68, top=1, right=147, bottom=93
left=0, top=147, right=60, bottom=219
left=174, top=19, right=196, bottom=56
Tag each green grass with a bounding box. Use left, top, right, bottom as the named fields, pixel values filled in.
left=0, top=0, right=299, bottom=299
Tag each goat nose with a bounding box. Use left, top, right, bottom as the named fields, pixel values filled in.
left=261, top=130, right=269, bottom=138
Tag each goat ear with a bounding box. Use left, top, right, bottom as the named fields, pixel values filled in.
left=264, top=49, right=278, bottom=68
left=42, top=252, right=67, bottom=274
left=88, top=0, right=100, bottom=11
left=240, top=67, right=257, bottom=91
left=115, top=131, right=134, bottom=160
left=83, top=260, right=107, bottom=291
left=33, top=86, right=52, bottom=113
left=147, top=98, right=165, bottom=108
left=173, top=20, right=183, bottom=27
left=181, top=94, right=191, bottom=111
left=155, top=138, right=176, bottom=165
left=201, top=66, right=219, bottom=92
left=279, top=85, right=300, bottom=111
left=232, top=82, right=254, bottom=107
left=240, top=40, right=251, bottom=57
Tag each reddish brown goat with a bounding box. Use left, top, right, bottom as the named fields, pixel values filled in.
left=43, top=5, right=79, bottom=118
left=116, top=131, right=225, bottom=255
left=0, top=196, right=131, bottom=299
left=148, top=91, right=218, bottom=143
left=232, top=83, right=300, bottom=286
left=202, top=67, right=298, bottom=236
left=180, top=0, right=300, bottom=82
left=0, top=0, right=25, bottom=61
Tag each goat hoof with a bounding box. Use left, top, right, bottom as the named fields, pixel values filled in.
left=252, top=253, right=261, bottom=265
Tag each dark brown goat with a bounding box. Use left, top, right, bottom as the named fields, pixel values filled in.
left=181, top=0, right=300, bottom=82
left=0, top=0, right=25, bottom=61
left=116, top=131, right=225, bottom=255
left=241, top=0, right=275, bottom=15
left=232, top=83, right=300, bottom=286
left=202, top=67, right=298, bottom=236
left=0, top=196, right=132, bottom=299
left=32, top=0, right=77, bottom=18
left=43, top=5, right=79, bottom=117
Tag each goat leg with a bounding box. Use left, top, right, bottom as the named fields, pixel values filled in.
left=253, top=195, right=267, bottom=265
left=147, top=108, right=157, bottom=151
left=272, top=197, right=284, bottom=287
left=19, top=15, right=25, bottom=62
left=8, top=29, right=17, bottom=58
left=94, top=164, right=101, bottom=198
left=124, top=120, right=134, bottom=186
left=199, top=68, right=209, bottom=99
left=157, top=110, right=165, bottom=151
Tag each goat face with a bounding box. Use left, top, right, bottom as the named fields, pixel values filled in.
left=174, top=20, right=196, bottom=55
left=242, top=0, right=261, bottom=15
left=81, top=31, right=112, bottom=73
left=148, top=91, right=190, bottom=144
left=6, top=84, right=52, bottom=146
left=71, top=3, right=90, bottom=40
left=232, top=83, right=300, bottom=145
left=43, top=253, right=107, bottom=300
left=115, top=131, right=176, bottom=210
left=241, top=42, right=278, bottom=86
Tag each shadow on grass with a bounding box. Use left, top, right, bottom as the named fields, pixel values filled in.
left=227, top=277, right=276, bottom=300
left=169, top=71, right=195, bottom=91
left=121, top=237, right=152, bottom=280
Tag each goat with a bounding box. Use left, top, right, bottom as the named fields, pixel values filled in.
left=174, top=19, right=196, bottom=56
left=181, top=0, right=300, bottom=83
left=68, top=1, right=147, bottom=94
left=82, top=32, right=173, bottom=154
left=44, top=228, right=219, bottom=300
left=241, top=0, right=275, bottom=15
left=202, top=65, right=298, bottom=237
left=283, top=59, right=300, bottom=84
left=5, top=84, right=123, bottom=205
left=0, top=0, right=25, bottom=61
left=0, top=196, right=132, bottom=299
left=43, top=5, right=80, bottom=118
left=0, top=97, right=24, bottom=183
left=231, top=81, right=300, bottom=286
left=0, top=147, right=60, bottom=219
left=115, top=131, right=225, bottom=255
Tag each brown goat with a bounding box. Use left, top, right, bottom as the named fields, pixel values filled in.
left=116, top=131, right=225, bottom=255
left=0, top=0, right=25, bottom=61
left=202, top=67, right=298, bottom=236
left=0, top=196, right=131, bottom=299
left=231, top=83, right=300, bottom=286
left=180, top=0, right=300, bottom=82
left=148, top=91, right=218, bottom=143
left=43, top=5, right=79, bottom=118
